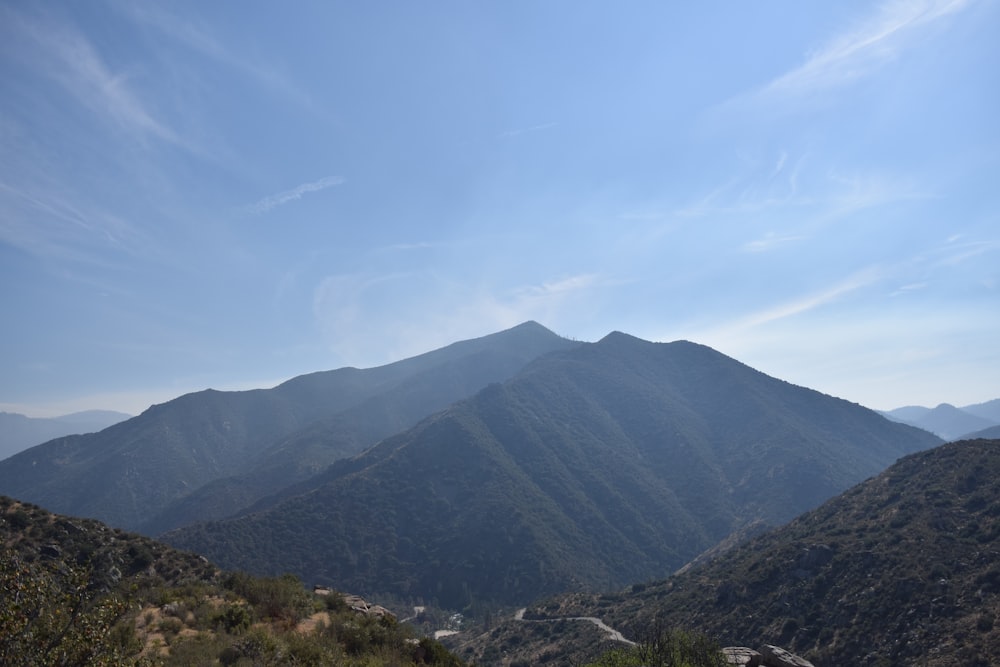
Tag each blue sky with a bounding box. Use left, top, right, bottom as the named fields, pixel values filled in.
left=1, top=1, right=998, bottom=417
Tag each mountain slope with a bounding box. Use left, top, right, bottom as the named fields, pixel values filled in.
left=0, top=322, right=574, bottom=531
left=142, top=326, right=578, bottom=534
left=0, top=496, right=467, bottom=667
left=165, top=332, right=940, bottom=608
left=523, top=439, right=1000, bottom=667
left=0, top=410, right=130, bottom=461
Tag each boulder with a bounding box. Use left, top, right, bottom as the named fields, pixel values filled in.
left=723, top=646, right=762, bottom=666
left=760, top=644, right=815, bottom=667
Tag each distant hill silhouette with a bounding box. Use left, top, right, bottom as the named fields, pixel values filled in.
left=883, top=401, right=1000, bottom=440
left=0, top=410, right=130, bottom=461
left=515, top=439, right=1000, bottom=667
left=0, top=322, right=575, bottom=531
left=165, top=331, right=940, bottom=608
left=963, top=398, right=1000, bottom=423
left=966, top=425, right=1000, bottom=440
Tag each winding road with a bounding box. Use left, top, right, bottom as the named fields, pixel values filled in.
left=514, top=607, right=636, bottom=646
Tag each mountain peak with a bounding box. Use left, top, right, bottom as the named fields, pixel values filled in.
left=596, top=330, right=648, bottom=345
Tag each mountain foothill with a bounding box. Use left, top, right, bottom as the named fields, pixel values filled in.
left=6, top=320, right=996, bottom=664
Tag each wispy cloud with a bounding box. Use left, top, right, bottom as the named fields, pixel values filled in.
left=890, top=282, right=928, bottom=296
left=498, top=122, right=558, bottom=138
left=0, top=181, right=146, bottom=268
left=512, top=274, right=602, bottom=298
left=747, top=0, right=972, bottom=103
left=113, top=1, right=322, bottom=116
left=932, top=239, right=1000, bottom=267
left=742, top=232, right=806, bottom=253
left=248, top=176, right=345, bottom=214
left=700, top=267, right=883, bottom=340
left=9, top=7, right=186, bottom=149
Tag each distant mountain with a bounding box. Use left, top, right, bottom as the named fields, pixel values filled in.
left=514, top=439, right=1000, bottom=667
left=0, top=322, right=575, bottom=531
left=882, top=402, right=1000, bottom=440
left=966, top=425, right=1000, bottom=440
left=0, top=409, right=130, bottom=461
left=963, top=398, right=1000, bottom=423
left=165, top=332, right=940, bottom=609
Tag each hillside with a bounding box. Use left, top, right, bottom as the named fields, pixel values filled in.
left=504, top=439, right=1000, bottom=667
left=0, top=410, right=130, bottom=461
left=165, top=332, right=940, bottom=609
left=0, top=322, right=574, bottom=531
left=0, top=495, right=466, bottom=666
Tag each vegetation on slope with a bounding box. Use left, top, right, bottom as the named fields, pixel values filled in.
left=0, top=496, right=465, bottom=666
left=523, top=439, right=1000, bottom=666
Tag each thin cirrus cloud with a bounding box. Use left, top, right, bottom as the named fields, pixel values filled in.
left=10, top=9, right=184, bottom=149
left=696, top=266, right=884, bottom=344
left=755, top=0, right=972, bottom=100
left=742, top=232, right=807, bottom=253
left=248, top=176, right=345, bottom=214
left=113, top=1, right=321, bottom=116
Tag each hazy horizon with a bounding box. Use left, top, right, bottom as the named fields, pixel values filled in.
left=2, top=1, right=997, bottom=417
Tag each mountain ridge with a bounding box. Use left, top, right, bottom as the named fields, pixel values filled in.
left=164, top=332, right=941, bottom=609
left=0, top=321, right=576, bottom=531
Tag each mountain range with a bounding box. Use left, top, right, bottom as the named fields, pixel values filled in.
left=0, top=409, right=130, bottom=461
left=0, top=322, right=576, bottom=531
left=162, top=331, right=941, bottom=609
left=480, top=438, right=1000, bottom=667
left=882, top=399, right=1000, bottom=441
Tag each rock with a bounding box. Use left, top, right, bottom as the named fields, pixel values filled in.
left=369, top=604, right=394, bottom=618
left=723, top=646, right=762, bottom=666
left=760, top=644, right=815, bottom=667
left=341, top=593, right=397, bottom=621
left=39, top=544, right=62, bottom=558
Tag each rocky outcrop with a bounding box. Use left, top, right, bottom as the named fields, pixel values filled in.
left=312, top=586, right=396, bottom=620
left=723, top=646, right=762, bottom=666
left=760, top=644, right=815, bottom=667
left=723, top=645, right=813, bottom=667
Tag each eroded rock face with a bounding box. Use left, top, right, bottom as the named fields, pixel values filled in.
left=722, top=646, right=762, bottom=666
left=760, top=644, right=815, bottom=667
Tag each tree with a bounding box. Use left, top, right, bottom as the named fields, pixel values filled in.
left=0, top=551, right=141, bottom=667
left=585, top=627, right=728, bottom=667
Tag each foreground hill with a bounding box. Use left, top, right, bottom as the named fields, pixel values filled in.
left=0, top=322, right=574, bottom=531
left=509, top=439, right=1000, bottom=667
left=0, top=496, right=466, bottom=666
left=166, top=331, right=940, bottom=609
left=0, top=409, right=130, bottom=461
